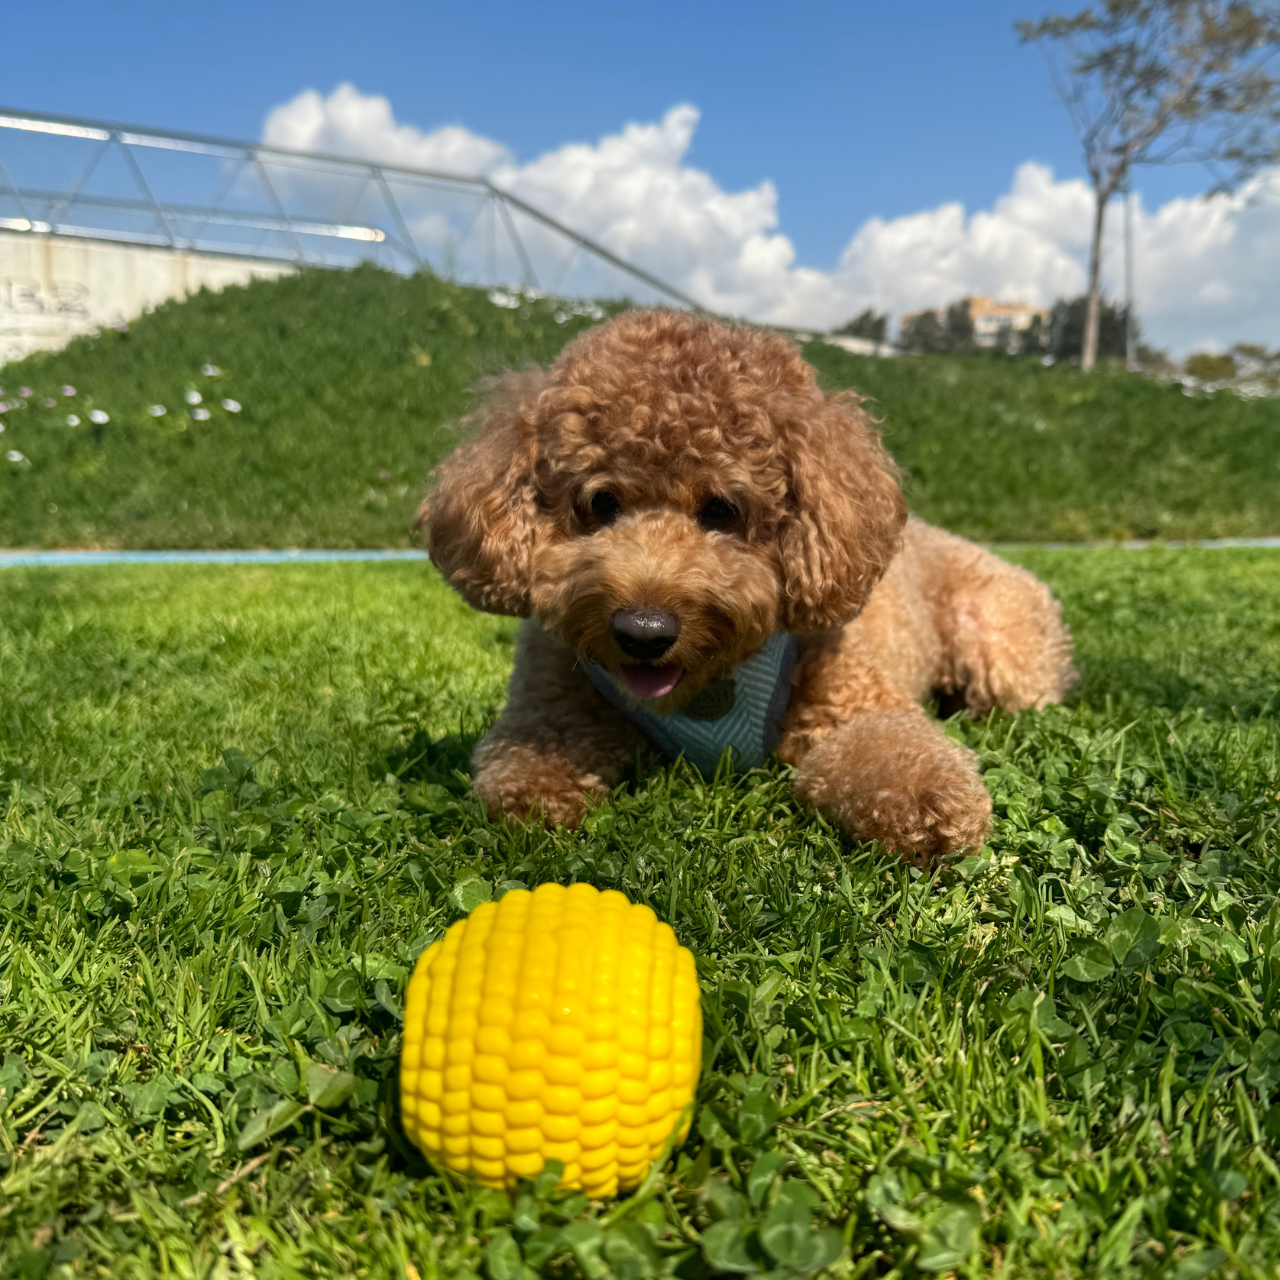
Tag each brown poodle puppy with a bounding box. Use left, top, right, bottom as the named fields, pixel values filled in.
left=420, top=309, right=1075, bottom=862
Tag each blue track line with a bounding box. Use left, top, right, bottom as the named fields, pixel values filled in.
left=998, top=537, right=1280, bottom=551
left=0, top=548, right=430, bottom=568
left=1, top=540, right=1279, bottom=570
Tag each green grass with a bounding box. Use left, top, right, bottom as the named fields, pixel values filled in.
left=802, top=346, right=1280, bottom=543
left=3, top=549, right=1280, bottom=1277
left=0, top=267, right=611, bottom=549
left=1, top=266, right=1277, bottom=548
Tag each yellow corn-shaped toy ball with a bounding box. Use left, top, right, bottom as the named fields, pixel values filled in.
left=399, top=882, right=702, bottom=1198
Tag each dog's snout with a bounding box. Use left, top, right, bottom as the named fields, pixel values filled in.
left=611, top=607, right=681, bottom=660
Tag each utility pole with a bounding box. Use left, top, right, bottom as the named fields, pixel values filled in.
left=1124, top=182, right=1136, bottom=370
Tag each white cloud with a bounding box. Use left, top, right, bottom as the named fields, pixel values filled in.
left=264, top=84, right=1280, bottom=353
left=263, top=83, right=511, bottom=176
left=1130, top=176, right=1280, bottom=352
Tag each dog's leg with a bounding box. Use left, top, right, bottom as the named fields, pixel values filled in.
left=786, top=708, right=991, bottom=864
left=472, top=620, right=646, bottom=829
left=928, top=533, right=1077, bottom=714
left=777, top=617, right=991, bottom=864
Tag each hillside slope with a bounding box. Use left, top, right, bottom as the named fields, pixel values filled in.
left=1, top=265, right=1276, bottom=546
left=0, top=267, right=608, bottom=549
left=804, top=343, right=1280, bottom=542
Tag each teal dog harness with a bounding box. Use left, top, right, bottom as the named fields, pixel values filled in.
left=586, top=632, right=800, bottom=776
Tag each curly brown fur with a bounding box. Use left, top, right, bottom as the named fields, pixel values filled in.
left=419, top=309, right=1075, bottom=861
left=790, top=710, right=993, bottom=867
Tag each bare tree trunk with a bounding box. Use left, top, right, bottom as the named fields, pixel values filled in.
left=1082, top=186, right=1109, bottom=373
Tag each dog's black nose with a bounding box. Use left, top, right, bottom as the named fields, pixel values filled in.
left=611, top=608, right=681, bottom=660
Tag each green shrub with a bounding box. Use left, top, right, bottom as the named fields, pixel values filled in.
left=1185, top=352, right=1238, bottom=381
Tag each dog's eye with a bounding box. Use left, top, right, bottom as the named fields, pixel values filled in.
left=590, top=490, right=622, bottom=525
left=697, top=497, right=740, bottom=530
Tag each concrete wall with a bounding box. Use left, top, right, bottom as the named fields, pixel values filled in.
left=822, top=334, right=898, bottom=358
left=0, top=231, right=295, bottom=363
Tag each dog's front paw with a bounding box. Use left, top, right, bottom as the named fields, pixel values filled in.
left=791, top=710, right=991, bottom=865
left=472, top=743, right=603, bottom=830
left=480, top=779, right=593, bottom=829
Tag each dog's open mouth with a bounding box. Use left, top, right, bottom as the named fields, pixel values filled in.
left=619, top=663, right=683, bottom=699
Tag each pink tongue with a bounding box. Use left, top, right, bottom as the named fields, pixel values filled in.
left=620, top=663, right=683, bottom=699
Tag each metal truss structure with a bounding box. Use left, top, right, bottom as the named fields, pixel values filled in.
left=0, top=106, right=700, bottom=309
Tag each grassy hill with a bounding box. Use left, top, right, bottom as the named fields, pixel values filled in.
left=0, top=267, right=612, bottom=549
left=1, top=265, right=1277, bottom=547
left=806, top=345, right=1280, bottom=542
left=4, top=259, right=1280, bottom=1279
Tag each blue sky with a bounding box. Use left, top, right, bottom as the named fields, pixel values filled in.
left=5, top=0, right=1211, bottom=268
left=6, top=1, right=1277, bottom=351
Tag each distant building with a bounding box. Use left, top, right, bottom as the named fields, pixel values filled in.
left=899, top=296, right=1050, bottom=348
left=966, top=296, right=1050, bottom=346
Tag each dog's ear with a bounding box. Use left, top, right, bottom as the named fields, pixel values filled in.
left=416, top=371, right=547, bottom=616
left=776, top=392, right=906, bottom=632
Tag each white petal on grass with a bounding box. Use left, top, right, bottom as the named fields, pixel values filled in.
left=185, top=390, right=202, bottom=405
left=17, top=387, right=31, bottom=398
left=487, top=289, right=520, bottom=309
left=221, top=398, right=241, bottom=413
left=43, top=397, right=56, bottom=408
left=149, top=404, right=167, bottom=417
left=89, top=410, right=109, bottom=424
left=192, top=407, right=211, bottom=421
left=6, top=450, right=25, bottom=462
left=60, top=385, right=76, bottom=396
left=66, top=414, right=80, bottom=426
left=201, top=364, right=221, bottom=376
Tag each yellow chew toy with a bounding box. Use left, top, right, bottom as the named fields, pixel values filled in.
left=399, top=881, right=702, bottom=1198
